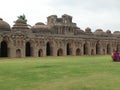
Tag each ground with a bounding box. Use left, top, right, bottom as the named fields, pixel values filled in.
left=0, top=55, right=120, bottom=90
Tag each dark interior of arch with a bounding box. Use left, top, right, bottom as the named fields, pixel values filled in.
left=67, top=43, right=71, bottom=55
left=26, top=42, right=31, bottom=56
left=38, top=49, right=42, bottom=57
left=0, top=41, right=8, bottom=57
left=46, top=42, right=51, bottom=56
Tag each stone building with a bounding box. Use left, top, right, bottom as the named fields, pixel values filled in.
left=0, top=14, right=120, bottom=58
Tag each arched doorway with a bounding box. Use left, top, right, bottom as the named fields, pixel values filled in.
left=67, top=43, right=71, bottom=55
left=83, top=43, right=89, bottom=55
left=25, top=42, right=31, bottom=57
left=38, top=49, right=43, bottom=57
left=107, top=44, right=111, bottom=54
left=16, top=49, right=21, bottom=58
left=76, top=48, right=81, bottom=55
left=91, top=49, right=94, bottom=55
left=103, top=49, right=105, bottom=55
left=96, top=42, right=101, bottom=55
left=57, top=48, right=63, bottom=56
left=0, top=41, right=8, bottom=57
left=46, top=42, right=52, bottom=56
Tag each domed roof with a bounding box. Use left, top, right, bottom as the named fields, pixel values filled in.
left=113, top=31, right=120, bottom=36
left=35, top=22, right=45, bottom=25
left=113, top=31, right=120, bottom=33
left=85, top=27, right=93, bottom=35
left=106, top=30, right=111, bottom=34
left=0, top=18, right=10, bottom=31
left=85, top=27, right=91, bottom=33
left=94, top=29, right=106, bottom=36
left=74, top=27, right=85, bottom=35
left=32, top=22, right=48, bottom=29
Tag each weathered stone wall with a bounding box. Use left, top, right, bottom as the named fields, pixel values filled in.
left=0, top=14, right=119, bottom=58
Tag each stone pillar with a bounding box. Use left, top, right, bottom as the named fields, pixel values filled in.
left=21, top=43, right=26, bottom=58
left=63, top=46, right=66, bottom=56
left=88, top=47, right=91, bottom=55
left=81, top=46, right=84, bottom=55
left=71, top=47, right=76, bottom=56
left=8, top=46, right=16, bottom=58
left=52, top=46, right=57, bottom=56
left=43, top=46, right=46, bottom=57
left=32, top=47, right=38, bottom=57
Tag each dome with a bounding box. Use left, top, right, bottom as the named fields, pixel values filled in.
left=74, top=27, right=85, bottom=35
left=106, top=30, right=111, bottom=34
left=85, top=27, right=91, bottom=33
left=113, top=31, right=120, bottom=36
left=113, top=31, right=120, bottom=33
left=85, top=27, right=93, bottom=35
left=0, top=18, right=10, bottom=31
left=32, top=22, right=48, bottom=29
left=35, top=22, right=45, bottom=25
left=94, top=29, right=106, bottom=36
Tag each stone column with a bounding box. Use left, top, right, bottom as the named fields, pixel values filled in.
left=52, top=46, right=57, bottom=56
left=81, top=46, right=84, bottom=55
left=21, top=43, right=26, bottom=58
left=71, top=47, right=76, bottom=56
left=63, top=46, right=66, bottom=56
left=43, top=46, right=46, bottom=57
left=8, top=46, right=16, bottom=58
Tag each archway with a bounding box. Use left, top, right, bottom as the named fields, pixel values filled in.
left=0, top=41, right=8, bottom=57
left=96, top=42, right=100, bottom=55
left=46, top=42, right=52, bottom=56
left=38, top=49, right=43, bottom=57
left=67, top=43, right=71, bottom=55
left=83, top=43, right=89, bottom=55
left=25, top=42, right=31, bottom=57
left=76, top=48, right=81, bottom=55
left=107, top=44, right=111, bottom=54
left=16, top=49, right=21, bottom=58
left=103, top=49, right=105, bottom=55
left=91, top=49, right=94, bottom=55
left=57, top=48, right=63, bottom=56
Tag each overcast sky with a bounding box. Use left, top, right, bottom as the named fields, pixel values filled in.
left=0, top=0, right=120, bottom=32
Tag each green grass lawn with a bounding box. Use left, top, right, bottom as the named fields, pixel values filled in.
left=0, top=55, right=119, bottom=90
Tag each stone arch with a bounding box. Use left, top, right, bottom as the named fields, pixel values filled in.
left=0, top=41, right=8, bottom=57
left=103, top=49, right=105, bottom=55
left=107, top=44, right=111, bottom=54
left=91, top=49, right=94, bottom=55
left=76, top=48, right=81, bottom=56
left=25, top=42, right=31, bottom=57
left=96, top=42, right=101, bottom=55
left=66, top=43, right=71, bottom=55
left=46, top=42, right=53, bottom=56
left=83, top=42, right=89, bottom=55
left=57, top=48, right=63, bottom=56
left=38, top=49, right=43, bottom=57
left=16, top=49, right=21, bottom=58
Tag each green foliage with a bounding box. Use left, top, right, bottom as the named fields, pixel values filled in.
left=18, top=14, right=27, bottom=22
left=14, top=14, right=27, bottom=24
left=0, top=56, right=119, bottom=90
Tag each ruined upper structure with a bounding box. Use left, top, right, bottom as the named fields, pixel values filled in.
left=0, top=14, right=119, bottom=58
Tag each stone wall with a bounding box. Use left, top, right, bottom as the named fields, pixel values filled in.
left=0, top=14, right=119, bottom=58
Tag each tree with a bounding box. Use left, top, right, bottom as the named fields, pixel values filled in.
left=17, top=14, right=27, bottom=23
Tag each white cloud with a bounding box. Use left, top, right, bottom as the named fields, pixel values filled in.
left=0, top=0, right=120, bottom=32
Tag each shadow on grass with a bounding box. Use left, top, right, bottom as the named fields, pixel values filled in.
left=35, top=65, right=58, bottom=68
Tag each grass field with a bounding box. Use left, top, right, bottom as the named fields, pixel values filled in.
left=0, top=55, right=120, bottom=90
